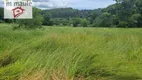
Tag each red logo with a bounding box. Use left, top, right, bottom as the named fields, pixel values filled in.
left=12, top=7, right=25, bottom=18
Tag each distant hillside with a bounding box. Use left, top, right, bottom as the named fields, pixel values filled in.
left=41, top=8, right=94, bottom=18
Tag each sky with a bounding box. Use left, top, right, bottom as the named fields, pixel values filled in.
left=0, top=0, right=116, bottom=10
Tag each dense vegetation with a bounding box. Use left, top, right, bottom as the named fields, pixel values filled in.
left=0, top=0, right=142, bottom=80
left=0, top=0, right=142, bottom=28
left=0, top=24, right=142, bottom=80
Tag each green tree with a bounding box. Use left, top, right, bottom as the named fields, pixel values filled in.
left=42, top=13, right=53, bottom=26
left=72, top=18, right=82, bottom=27
left=81, top=19, right=89, bottom=27
left=129, top=13, right=141, bottom=27
left=93, top=12, right=113, bottom=27
left=113, top=0, right=142, bottom=27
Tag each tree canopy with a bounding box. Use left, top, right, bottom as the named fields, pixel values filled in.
left=0, top=0, right=142, bottom=28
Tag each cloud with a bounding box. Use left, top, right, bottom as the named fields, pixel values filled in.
left=71, top=0, right=116, bottom=9
left=33, top=0, right=82, bottom=9
left=0, top=0, right=116, bottom=9
left=33, top=0, right=115, bottom=9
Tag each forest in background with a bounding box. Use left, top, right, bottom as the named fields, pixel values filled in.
left=0, top=0, right=142, bottom=28
left=0, top=0, right=142, bottom=80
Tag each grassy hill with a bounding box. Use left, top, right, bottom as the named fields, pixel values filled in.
left=0, top=24, right=142, bottom=80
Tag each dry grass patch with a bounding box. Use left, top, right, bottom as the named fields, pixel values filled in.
left=20, top=70, right=45, bottom=80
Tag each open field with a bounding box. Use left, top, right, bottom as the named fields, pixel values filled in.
left=0, top=24, right=142, bottom=80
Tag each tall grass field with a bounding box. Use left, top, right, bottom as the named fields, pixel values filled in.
left=0, top=24, right=142, bottom=80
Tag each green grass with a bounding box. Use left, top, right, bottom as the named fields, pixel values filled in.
left=0, top=23, right=142, bottom=80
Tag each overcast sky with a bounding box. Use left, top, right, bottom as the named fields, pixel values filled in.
left=0, top=0, right=116, bottom=9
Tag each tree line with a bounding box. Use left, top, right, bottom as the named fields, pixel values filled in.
left=0, top=0, right=142, bottom=28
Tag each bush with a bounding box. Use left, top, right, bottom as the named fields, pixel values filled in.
left=72, top=18, right=82, bottom=27
left=118, top=21, right=128, bottom=28
left=82, top=19, right=89, bottom=27
left=72, top=18, right=89, bottom=27
left=93, top=12, right=113, bottom=27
